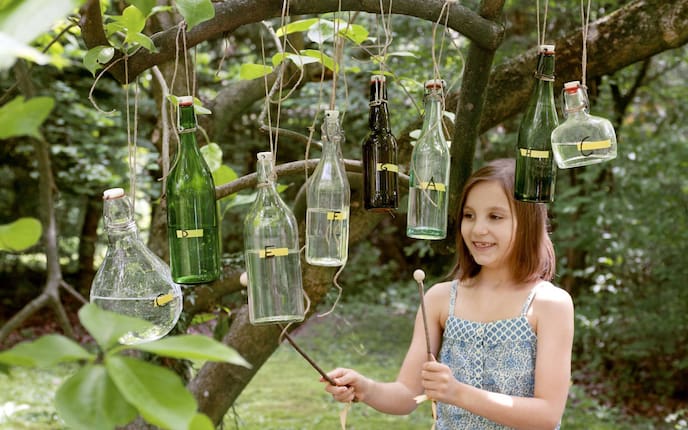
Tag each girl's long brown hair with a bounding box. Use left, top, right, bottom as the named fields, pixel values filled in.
left=448, top=159, right=555, bottom=284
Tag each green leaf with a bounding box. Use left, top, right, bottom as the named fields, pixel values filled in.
left=339, top=24, right=369, bottom=45
left=307, top=19, right=335, bottom=44
left=271, top=52, right=319, bottom=69
left=127, top=31, right=157, bottom=52
left=127, top=0, right=156, bottom=16
left=83, top=45, right=114, bottom=76
left=0, top=0, right=84, bottom=44
left=130, top=334, right=250, bottom=367
left=106, top=355, right=197, bottom=430
left=275, top=18, right=318, bottom=37
left=0, top=96, right=54, bottom=139
left=0, top=334, right=93, bottom=367
left=193, top=97, right=211, bottom=115
left=239, top=63, right=273, bottom=80
left=111, top=5, right=146, bottom=43
left=301, top=49, right=338, bottom=73
left=175, top=0, right=214, bottom=31
left=0, top=217, right=42, bottom=251
left=78, top=303, right=154, bottom=351
left=55, top=364, right=137, bottom=430
left=188, top=413, right=215, bottom=430
left=212, top=165, right=238, bottom=189
left=0, top=33, right=50, bottom=70
left=200, top=142, right=222, bottom=172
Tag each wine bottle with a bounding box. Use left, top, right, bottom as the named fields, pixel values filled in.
left=166, top=96, right=221, bottom=284
left=514, top=45, right=559, bottom=202
left=362, top=74, right=399, bottom=211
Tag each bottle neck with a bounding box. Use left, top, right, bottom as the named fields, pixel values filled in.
left=422, top=90, right=443, bottom=130
left=256, top=158, right=275, bottom=187
left=532, top=53, right=556, bottom=104
left=368, top=81, right=391, bottom=132
left=103, top=197, right=138, bottom=241
left=564, top=89, right=587, bottom=115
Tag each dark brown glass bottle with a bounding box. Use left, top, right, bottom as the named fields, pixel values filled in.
left=362, top=75, right=399, bottom=211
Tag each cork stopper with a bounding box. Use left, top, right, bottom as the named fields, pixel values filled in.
left=564, top=81, right=580, bottom=94
left=178, top=96, right=194, bottom=107
left=539, top=44, right=555, bottom=55
left=103, top=188, right=125, bottom=200
left=257, top=151, right=273, bottom=162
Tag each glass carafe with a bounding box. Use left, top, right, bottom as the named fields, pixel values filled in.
left=551, top=81, right=617, bottom=168
left=306, top=110, right=350, bottom=266
left=243, top=152, right=305, bottom=325
left=90, top=188, right=183, bottom=345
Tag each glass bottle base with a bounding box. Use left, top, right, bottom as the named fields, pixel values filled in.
left=407, top=227, right=446, bottom=240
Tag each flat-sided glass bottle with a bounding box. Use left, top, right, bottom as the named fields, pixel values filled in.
left=515, top=45, right=559, bottom=202
left=551, top=81, right=617, bottom=168
left=306, top=110, right=350, bottom=266
left=362, top=75, right=399, bottom=212
left=243, top=152, right=305, bottom=325
left=90, top=188, right=183, bottom=345
left=407, top=79, right=450, bottom=240
left=166, top=96, right=221, bottom=284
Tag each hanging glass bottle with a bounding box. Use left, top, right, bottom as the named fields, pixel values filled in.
left=166, top=96, right=221, bottom=284
left=407, top=79, right=450, bottom=240
left=551, top=81, right=617, bottom=168
left=90, top=188, right=183, bottom=345
left=362, top=74, right=399, bottom=212
left=306, top=110, right=350, bottom=266
left=243, top=152, right=305, bottom=325
left=514, top=44, right=559, bottom=203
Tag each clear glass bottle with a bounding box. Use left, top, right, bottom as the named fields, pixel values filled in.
left=90, top=188, right=183, bottom=345
left=407, top=79, right=450, bottom=240
left=362, top=74, right=399, bottom=212
left=166, top=96, right=221, bottom=284
left=515, top=44, right=559, bottom=203
left=551, top=81, right=617, bottom=168
left=306, top=110, right=350, bottom=266
left=243, top=152, right=305, bottom=325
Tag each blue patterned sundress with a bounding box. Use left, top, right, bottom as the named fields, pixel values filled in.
left=437, top=280, right=558, bottom=430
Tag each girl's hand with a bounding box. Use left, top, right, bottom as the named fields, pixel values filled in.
left=421, top=360, right=460, bottom=404
left=322, top=368, right=370, bottom=403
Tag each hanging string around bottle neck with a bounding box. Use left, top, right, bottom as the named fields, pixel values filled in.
left=580, top=0, right=592, bottom=89
left=124, top=55, right=139, bottom=213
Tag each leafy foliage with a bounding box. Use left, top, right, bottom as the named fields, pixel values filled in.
left=0, top=304, right=249, bottom=429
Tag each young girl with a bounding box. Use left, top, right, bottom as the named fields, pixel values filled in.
left=323, top=159, right=574, bottom=429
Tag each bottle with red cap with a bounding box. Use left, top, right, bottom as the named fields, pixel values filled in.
left=551, top=81, right=617, bottom=168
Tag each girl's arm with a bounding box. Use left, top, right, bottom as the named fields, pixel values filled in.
left=421, top=284, right=574, bottom=430
left=324, top=281, right=451, bottom=415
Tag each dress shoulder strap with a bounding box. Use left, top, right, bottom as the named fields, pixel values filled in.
left=520, top=282, right=541, bottom=316
left=448, top=279, right=459, bottom=315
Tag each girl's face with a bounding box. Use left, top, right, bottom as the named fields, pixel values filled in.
left=460, top=180, right=516, bottom=270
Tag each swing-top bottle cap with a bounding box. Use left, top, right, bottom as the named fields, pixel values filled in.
left=257, top=151, right=273, bottom=161
left=325, top=110, right=339, bottom=119
left=370, top=74, right=386, bottom=82
left=177, top=96, right=194, bottom=107
left=103, top=188, right=125, bottom=200
left=539, top=44, right=555, bottom=54
left=564, top=81, right=581, bottom=93
left=424, top=79, right=444, bottom=89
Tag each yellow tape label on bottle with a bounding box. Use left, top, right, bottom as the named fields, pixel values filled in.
left=376, top=163, right=399, bottom=173
left=418, top=181, right=446, bottom=192
left=176, top=229, right=204, bottom=238
left=519, top=148, right=550, bottom=159
left=154, top=293, right=175, bottom=307
left=578, top=139, right=612, bottom=151
left=259, top=246, right=290, bottom=258
left=326, top=211, right=348, bottom=221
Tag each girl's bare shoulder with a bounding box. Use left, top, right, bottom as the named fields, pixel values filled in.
left=532, top=281, right=574, bottom=314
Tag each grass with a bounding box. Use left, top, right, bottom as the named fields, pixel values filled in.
left=0, top=301, right=676, bottom=429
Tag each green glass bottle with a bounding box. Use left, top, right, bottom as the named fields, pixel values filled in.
left=166, top=96, right=221, bottom=284
left=407, top=79, right=450, bottom=240
left=515, top=45, right=559, bottom=202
